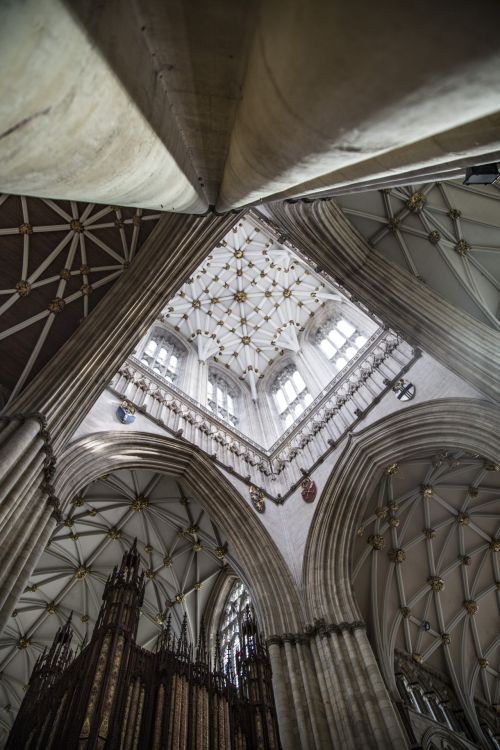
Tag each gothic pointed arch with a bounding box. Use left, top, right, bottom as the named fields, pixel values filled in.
left=303, top=397, right=500, bottom=745
left=54, top=431, right=303, bottom=638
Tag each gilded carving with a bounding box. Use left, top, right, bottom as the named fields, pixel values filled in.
left=16, top=280, right=32, bottom=297
left=388, top=548, right=406, bottom=563
left=428, top=576, right=445, bottom=592
left=367, top=534, right=385, bottom=550
left=463, top=599, right=478, bottom=616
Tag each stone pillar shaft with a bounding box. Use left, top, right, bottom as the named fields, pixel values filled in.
left=0, top=212, right=240, bottom=634
left=268, top=625, right=408, bottom=750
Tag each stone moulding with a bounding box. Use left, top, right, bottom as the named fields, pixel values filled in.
left=110, top=333, right=416, bottom=503
left=0, top=411, right=62, bottom=522
left=267, top=618, right=366, bottom=646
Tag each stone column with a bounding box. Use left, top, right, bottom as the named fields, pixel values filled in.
left=268, top=622, right=408, bottom=750
left=0, top=211, right=240, bottom=631
left=264, top=199, right=500, bottom=403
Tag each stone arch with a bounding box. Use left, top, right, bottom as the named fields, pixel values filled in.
left=302, top=397, right=500, bottom=747
left=421, top=726, right=473, bottom=750
left=303, top=398, right=500, bottom=623
left=54, top=431, right=303, bottom=637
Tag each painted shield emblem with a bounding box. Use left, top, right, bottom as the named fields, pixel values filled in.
left=301, top=478, right=317, bottom=503
left=117, top=400, right=136, bottom=425
left=249, top=485, right=265, bottom=513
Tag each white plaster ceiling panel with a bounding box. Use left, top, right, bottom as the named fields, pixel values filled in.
left=335, top=181, right=500, bottom=330
left=0, top=194, right=159, bottom=405
left=0, top=469, right=231, bottom=741
left=161, top=215, right=340, bottom=398
left=353, top=452, right=500, bottom=717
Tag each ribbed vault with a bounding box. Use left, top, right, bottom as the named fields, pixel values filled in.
left=303, top=398, right=500, bottom=740
left=0, top=194, right=159, bottom=405
left=53, top=431, right=303, bottom=637
left=0, top=468, right=231, bottom=739
left=353, top=451, right=500, bottom=713
left=336, top=181, right=500, bottom=329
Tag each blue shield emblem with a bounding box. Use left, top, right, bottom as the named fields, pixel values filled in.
left=117, top=401, right=136, bottom=424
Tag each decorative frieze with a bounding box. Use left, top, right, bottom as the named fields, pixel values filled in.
left=109, top=330, right=416, bottom=503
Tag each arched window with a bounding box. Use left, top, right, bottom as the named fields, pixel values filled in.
left=207, top=372, right=239, bottom=426
left=272, top=365, right=313, bottom=428
left=140, top=330, right=182, bottom=382
left=219, top=580, right=251, bottom=681
left=316, top=316, right=367, bottom=371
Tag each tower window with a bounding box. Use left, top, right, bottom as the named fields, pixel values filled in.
left=272, top=366, right=313, bottom=429
left=207, top=372, right=239, bottom=426
left=219, top=580, right=252, bottom=683
left=317, top=317, right=367, bottom=372
left=140, top=331, right=182, bottom=382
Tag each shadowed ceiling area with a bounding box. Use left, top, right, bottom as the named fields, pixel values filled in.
left=0, top=468, right=234, bottom=738
left=0, top=195, right=159, bottom=405
left=335, top=181, right=500, bottom=329
left=353, top=451, right=500, bottom=724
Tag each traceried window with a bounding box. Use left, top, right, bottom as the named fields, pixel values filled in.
left=272, top=365, right=313, bottom=429
left=316, top=317, right=367, bottom=372
left=140, top=331, right=182, bottom=382
left=219, top=580, right=251, bottom=682
left=207, top=372, right=239, bottom=426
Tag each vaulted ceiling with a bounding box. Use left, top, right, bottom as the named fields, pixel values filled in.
left=0, top=468, right=233, bottom=741
left=0, top=194, right=159, bottom=405
left=353, top=452, right=500, bottom=721
left=161, top=215, right=344, bottom=398
left=335, top=181, right=500, bottom=329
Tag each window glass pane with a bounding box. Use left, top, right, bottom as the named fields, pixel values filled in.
left=207, top=381, right=213, bottom=399
left=292, top=370, right=306, bottom=392
left=227, top=394, right=234, bottom=413
left=345, top=346, right=357, bottom=360
left=294, top=402, right=304, bottom=417
left=217, top=387, right=224, bottom=406
left=157, top=347, right=168, bottom=363
left=275, top=389, right=287, bottom=413
left=337, top=319, right=355, bottom=337
left=329, top=330, right=346, bottom=348
left=145, top=340, right=157, bottom=356
left=335, top=356, right=347, bottom=370
left=284, top=379, right=296, bottom=402
left=169, top=354, right=178, bottom=371
left=355, top=335, right=367, bottom=348
left=304, top=392, right=313, bottom=407
left=284, top=413, right=293, bottom=428
left=320, top=338, right=336, bottom=358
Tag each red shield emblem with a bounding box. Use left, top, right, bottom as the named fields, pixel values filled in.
left=301, top=478, right=317, bottom=503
